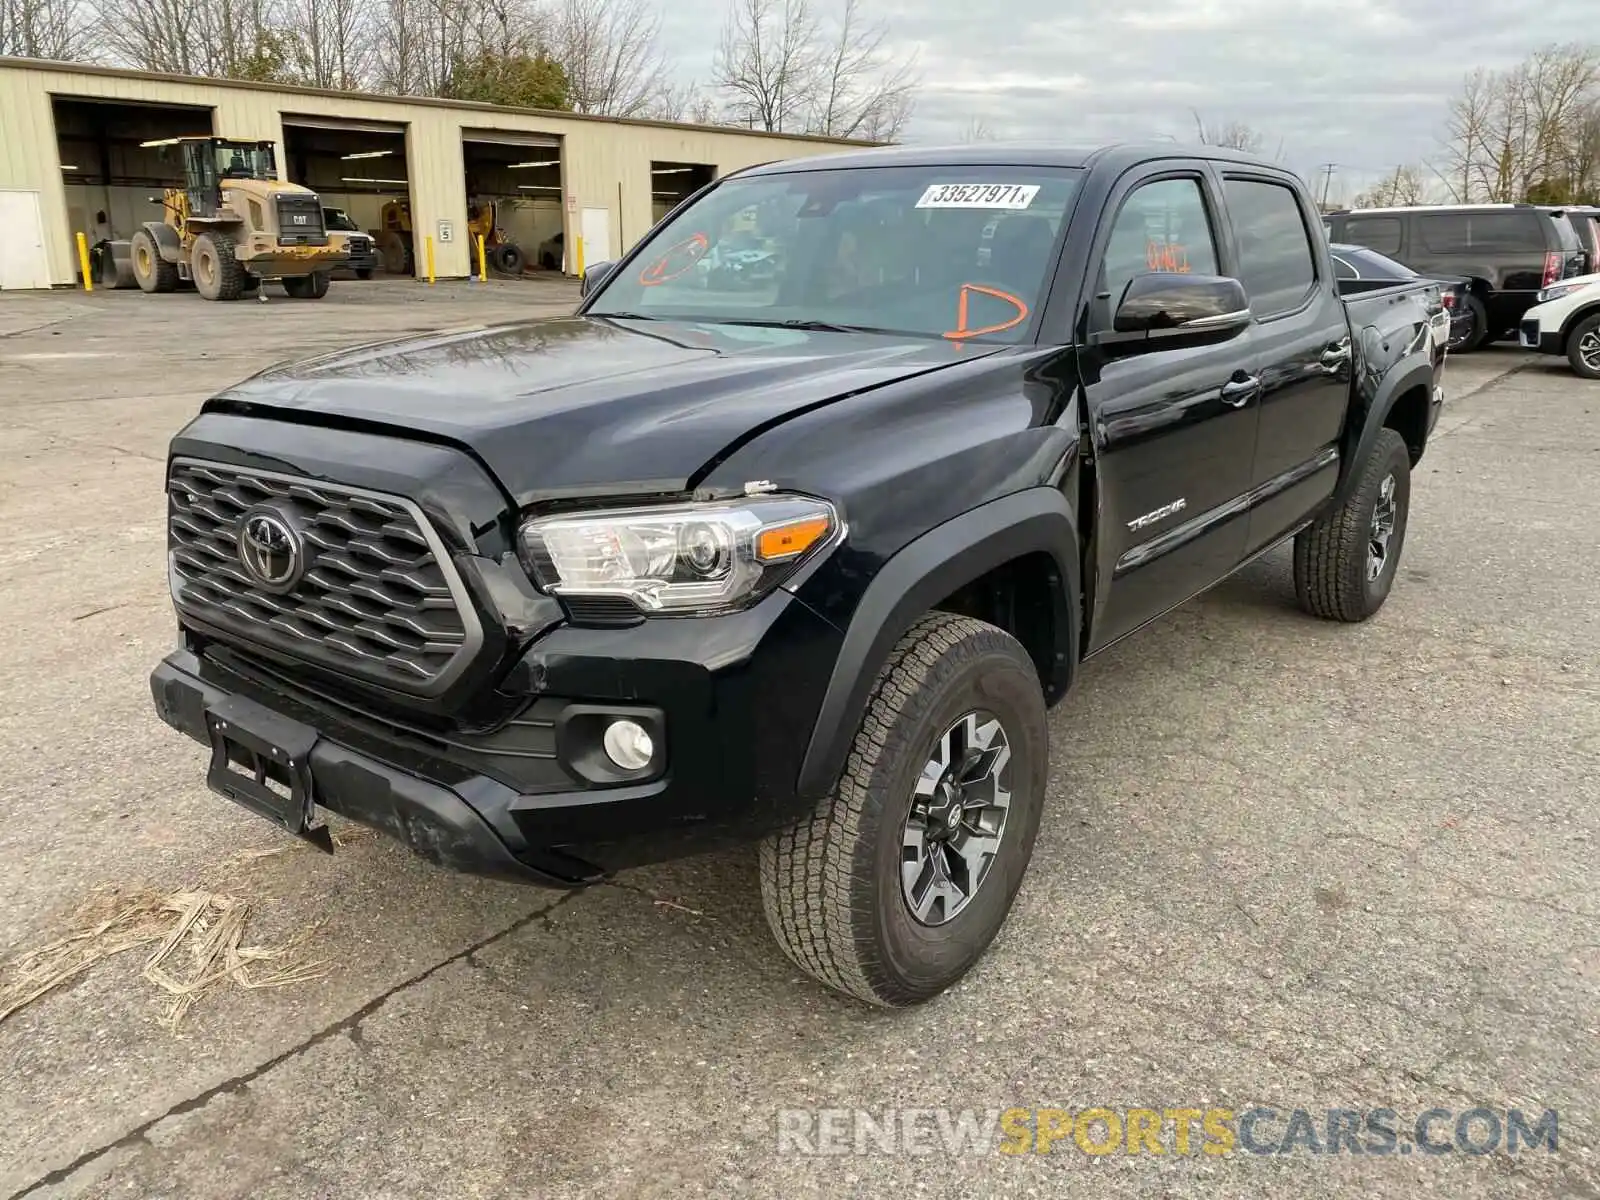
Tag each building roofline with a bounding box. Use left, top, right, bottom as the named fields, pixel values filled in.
left=0, top=55, right=881, bottom=148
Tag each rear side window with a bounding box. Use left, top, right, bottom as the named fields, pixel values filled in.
left=1547, top=213, right=1581, bottom=252
left=1223, top=178, right=1317, bottom=318
left=1341, top=216, right=1402, bottom=255
left=1417, top=210, right=1543, bottom=254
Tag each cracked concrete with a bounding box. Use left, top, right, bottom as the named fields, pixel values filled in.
left=2, top=282, right=1596, bottom=1199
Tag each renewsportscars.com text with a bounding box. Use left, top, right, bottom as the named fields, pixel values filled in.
left=775, top=1106, right=1559, bottom=1158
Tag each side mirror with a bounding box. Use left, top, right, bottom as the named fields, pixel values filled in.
left=580, top=260, right=615, bottom=298
left=1105, top=272, right=1252, bottom=342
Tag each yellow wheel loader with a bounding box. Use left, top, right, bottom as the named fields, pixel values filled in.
left=126, top=138, right=354, bottom=301
left=378, top=197, right=526, bottom=277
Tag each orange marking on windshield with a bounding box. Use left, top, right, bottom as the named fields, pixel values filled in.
left=639, top=232, right=710, bottom=286
left=1145, top=241, right=1192, bottom=273
left=942, top=283, right=1030, bottom=340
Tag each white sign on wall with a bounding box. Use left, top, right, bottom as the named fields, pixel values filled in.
left=437, top=219, right=454, bottom=243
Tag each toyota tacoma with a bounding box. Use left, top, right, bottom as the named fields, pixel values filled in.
left=150, top=142, right=1448, bottom=1007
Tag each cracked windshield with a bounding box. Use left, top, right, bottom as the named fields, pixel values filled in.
left=587, top=166, right=1082, bottom=341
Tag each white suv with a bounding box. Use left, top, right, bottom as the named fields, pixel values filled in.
left=1519, top=273, right=1600, bottom=378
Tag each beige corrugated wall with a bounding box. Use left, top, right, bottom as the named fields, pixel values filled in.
left=0, top=59, right=865, bottom=287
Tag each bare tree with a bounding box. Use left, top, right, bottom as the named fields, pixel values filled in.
left=959, top=116, right=996, bottom=143
left=1436, top=44, right=1600, bottom=203
left=553, top=0, right=665, bottom=117
left=1353, top=164, right=1427, bottom=208
left=713, top=0, right=820, bottom=132
left=280, top=0, right=370, bottom=88
left=650, top=79, right=725, bottom=125
left=99, top=0, right=284, bottom=78
left=806, top=0, right=916, bottom=138
left=1191, top=110, right=1264, bottom=153
left=1438, top=66, right=1492, bottom=201
left=1, top=0, right=92, bottom=59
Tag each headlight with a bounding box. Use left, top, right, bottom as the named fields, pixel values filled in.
left=1537, top=283, right=1584, bottom=303
left=518, top=494, right=841, bottom=615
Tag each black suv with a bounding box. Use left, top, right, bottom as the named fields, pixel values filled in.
left=1326, top=202, right=1587, bottom=351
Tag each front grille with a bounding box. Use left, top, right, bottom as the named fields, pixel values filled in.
left=276, top=195, right=328, bottom=246
left=167, top=459, right=482, bottom=696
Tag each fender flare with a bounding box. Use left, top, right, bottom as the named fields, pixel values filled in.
left=138, top=222, right=183, bottom=263
left=1334, top=356, right=1436, bottom=507
left=1558, top=298, right=1600, bottom=343
left=794, top=487, right=1081, bottom=799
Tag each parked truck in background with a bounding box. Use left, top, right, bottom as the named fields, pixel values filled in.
left=150, top=142, right=1447, bottom=1007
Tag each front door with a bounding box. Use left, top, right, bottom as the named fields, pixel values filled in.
left=1078, top=170, right=1260, bottom=652
left=0, top=190, right=52, bottom=290
left=1218, top=173, right=1351, bottom=555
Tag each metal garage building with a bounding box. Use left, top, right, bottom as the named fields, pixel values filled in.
left=0, top=57, right=867, bottom=290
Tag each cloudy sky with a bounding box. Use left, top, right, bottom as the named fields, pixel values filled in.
left=655, top=0, right=1595, bottom=202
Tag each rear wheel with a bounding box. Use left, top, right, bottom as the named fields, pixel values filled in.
left=130, top=230, right=176, bottom=294
left=1566, top=313, right=1600, bottom=380
left=758, top=612, right=1048, bottom=1007
left=1452, top=293, right=1488, bottom=352
left=192, top=232, right=243, bottom=301
left=1293, top=427, right=1411, bottom=622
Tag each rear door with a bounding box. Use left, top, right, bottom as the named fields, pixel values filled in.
left=1076, top=165, right=1259, bottom=652
left=1216, top=172, right=1351, bottom=557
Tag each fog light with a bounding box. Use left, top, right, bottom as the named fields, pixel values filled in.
left=602, top=719, right=654, bottom=771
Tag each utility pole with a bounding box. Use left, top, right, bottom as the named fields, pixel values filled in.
left=1318, top=163, right=1339, bottom=209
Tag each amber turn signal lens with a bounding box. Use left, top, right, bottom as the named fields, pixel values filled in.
left=755, top=515, right=831, bottom=562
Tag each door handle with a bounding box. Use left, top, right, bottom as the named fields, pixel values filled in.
left=1319, top=343, right=1352, bottom=371
left=1219, top=374, right=1260, bottom=407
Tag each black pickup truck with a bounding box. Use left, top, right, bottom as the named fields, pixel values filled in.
left=150, top=143, right=1447, bottom=1007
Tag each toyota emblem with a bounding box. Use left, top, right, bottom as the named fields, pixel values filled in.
left=237, top=508, right=304, bottom=591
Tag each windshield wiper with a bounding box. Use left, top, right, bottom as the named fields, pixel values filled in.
left=589, top=311, right=658, bottom=321
left=715, top=317, right=916, bottom=336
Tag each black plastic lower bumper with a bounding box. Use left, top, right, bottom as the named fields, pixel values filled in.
left=150, top=580, right=847, bottom=883
left=152, top=653, right=599, bottom=887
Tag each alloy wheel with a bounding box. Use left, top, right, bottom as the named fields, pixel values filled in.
left=900, top=709, right=1013, bottom=926
left=1368, top=472, right=1398, bottom=581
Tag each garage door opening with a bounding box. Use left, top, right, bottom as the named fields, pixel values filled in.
left=461, top=130, right=565, bottom=277
left=51, top=96, right=215, bottom=270
left=651, top=162, right=716, bottom=226
left=283, top=116, right=410, bottom=277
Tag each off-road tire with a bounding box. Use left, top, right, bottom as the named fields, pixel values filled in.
left=192, top=232, right=243, bottom=301
left=758, top=612, right=1048, bottom=1007
left=381, top=231, right=413, bottom=276
left=1293, top=427, right=1412, bottom=622
left=130, top=230, right=176, bottom=294
left=1565, top=312, right=1600, bottom=380
left=284, top=271, right=331, bottom=299
left=1452, top=293, right=1488, bottom=352
left=491, top=243, right=525, bottom=275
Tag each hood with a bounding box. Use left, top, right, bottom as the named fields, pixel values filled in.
left=210, top=315, right=1003, bottom=507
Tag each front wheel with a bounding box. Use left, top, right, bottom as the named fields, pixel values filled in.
left=1293, top=426, right=1412, bottom=622
left=1566, top=313, right=1600, bottom=380
left=759, top=612, right=1048, bottom=1007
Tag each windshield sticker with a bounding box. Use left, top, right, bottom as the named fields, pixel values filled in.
left=639, top=232, right=711, bottom=286
left=942, top=283, right=1030, bottom=340
left=916, top=183, right=1040, bottom=210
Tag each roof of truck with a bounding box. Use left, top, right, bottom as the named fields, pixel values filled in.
left=733, top=140, right=1293, bottom=177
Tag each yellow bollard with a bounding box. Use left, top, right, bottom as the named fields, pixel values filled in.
left=76, top=231, right=93, bottom=292
left=574, top=235, right=585, bottom=278
left=476, top=233, right=487, bottom=283
left=425, top=236, right=436, bottom=285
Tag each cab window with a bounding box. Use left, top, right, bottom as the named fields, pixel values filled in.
left=1093, top=177, right=1221, bottom=330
